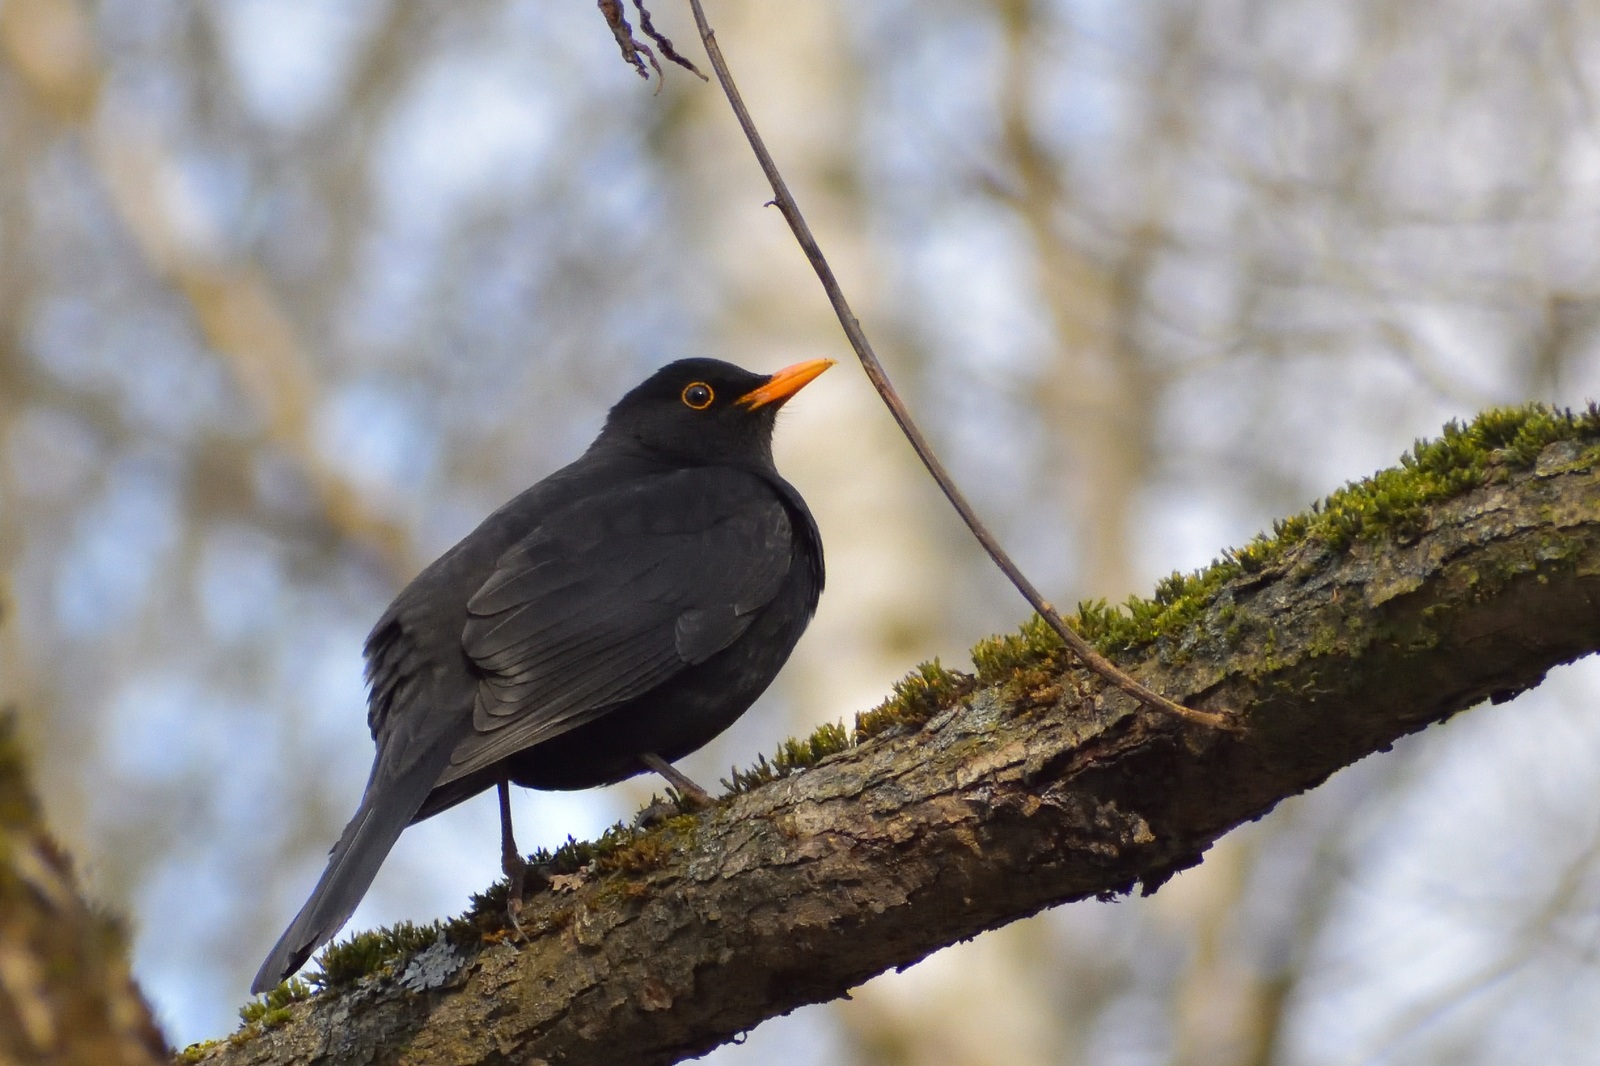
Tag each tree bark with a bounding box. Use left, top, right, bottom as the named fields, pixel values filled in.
left=195, top=439, right=1600, bottom=1066
left=0, top=711, right=168, bottom=1065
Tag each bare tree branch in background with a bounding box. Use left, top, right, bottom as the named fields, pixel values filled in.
left=0, top=0, right=415, bottom=574
left=987, top=0, right=1175, bottom=602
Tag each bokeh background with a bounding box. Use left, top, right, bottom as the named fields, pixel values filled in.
left=3, top=0, right=1600, bottom=1061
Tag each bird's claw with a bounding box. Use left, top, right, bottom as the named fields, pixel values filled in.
left=668, top=777, right=713, bottom=809
left=633, top=783, right=714, bottom=830
left=670, top=782, right=714, bottom=811
left=506, top=894, right=527, bottom=942
left=501, top=850, right=549, bottom=943
left=632, top=795, right=680, bottom=830
left=639, top=753, right=715, bottom=814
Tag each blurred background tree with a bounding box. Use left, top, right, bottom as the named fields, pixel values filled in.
left=2, top=0, right=1599, bottom=1062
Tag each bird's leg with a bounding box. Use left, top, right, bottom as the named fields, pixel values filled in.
left=498, top=778, right=528, bottom=937
left=640, top=753, right=714, bottom=810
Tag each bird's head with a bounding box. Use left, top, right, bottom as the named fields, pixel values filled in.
left=593, top=357, right=834, bottom=466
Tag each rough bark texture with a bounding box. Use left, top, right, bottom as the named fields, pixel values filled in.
left=0, top=712, right=169, bottom=1065
left=196, top=441, right=1600, bottom=1066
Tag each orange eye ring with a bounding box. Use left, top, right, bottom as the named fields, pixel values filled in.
left=682, top=382, right=714, bottom=409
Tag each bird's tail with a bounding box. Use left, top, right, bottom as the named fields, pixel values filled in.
left=250, top=740, right=453, bottom=994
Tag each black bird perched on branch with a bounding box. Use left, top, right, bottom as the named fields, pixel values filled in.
left=252, top=357, right=831, bottom=993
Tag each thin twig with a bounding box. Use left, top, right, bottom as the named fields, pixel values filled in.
left=683, top=0, right=1237, bottom=732
left=598, top=0, right=661, bottom=81
left=631, top=0, right=707, bottom=80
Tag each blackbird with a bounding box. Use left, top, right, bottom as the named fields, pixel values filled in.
left=251, top=357, right=831, bottom=992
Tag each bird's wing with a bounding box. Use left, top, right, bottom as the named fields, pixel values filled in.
left=438, top=467, right=794, bottom=785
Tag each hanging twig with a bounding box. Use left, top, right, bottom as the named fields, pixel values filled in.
left=597, top=0, right=706, bottom=84
left=682, top=0, right=1237, bottom=732
left=631, top=0, right=707, bottom=80
left=598, top=0, right=662, bottom=82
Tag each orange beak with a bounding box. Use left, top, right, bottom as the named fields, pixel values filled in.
left=737, top=358, right=836, bottom=410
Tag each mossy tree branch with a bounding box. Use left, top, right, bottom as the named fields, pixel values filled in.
left=196, top=421, right=1600, bottom=1066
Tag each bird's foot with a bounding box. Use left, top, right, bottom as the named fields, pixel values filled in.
left=640, top=753, right=714, bottom=808
left=505, top=862, right=528, bottom=941
left=670, top=780, right=714, bottom=809
left=632, top=783, right=714, bottom=830
left=506, top=897, right=526, bottom=941
left=632, top=795, right=680, bottom=830
left=501, top=851, right=550, bottom=942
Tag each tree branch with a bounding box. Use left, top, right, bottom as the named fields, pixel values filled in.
left=195, top=436, right=1600, bottom=1065
left=0, top=710, right=168, bottom=1065
left=0, top=0, right=417, bottom=577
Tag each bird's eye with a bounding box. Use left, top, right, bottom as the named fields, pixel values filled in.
left=682, top=383, right=714, bottom=409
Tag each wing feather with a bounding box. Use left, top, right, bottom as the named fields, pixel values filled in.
left=439, top=468, right=794, bottom=786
